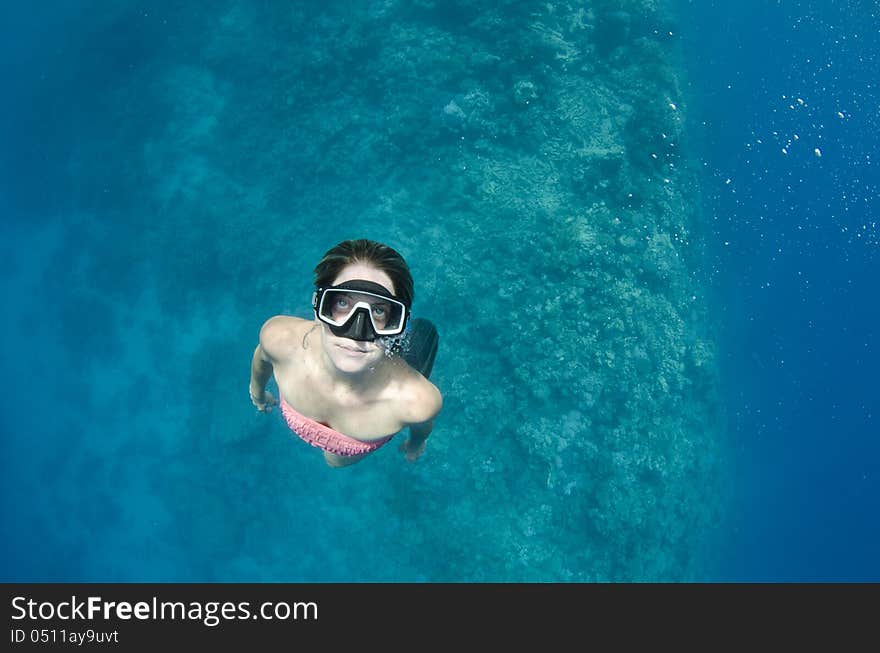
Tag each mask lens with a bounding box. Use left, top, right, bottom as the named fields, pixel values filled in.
left=319, top=289, right=405, bottom=334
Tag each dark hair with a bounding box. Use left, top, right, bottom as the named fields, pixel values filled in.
left=313, top=239, right=414, bottom=307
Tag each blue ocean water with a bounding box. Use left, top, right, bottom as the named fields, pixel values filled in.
left=1, top=1, right=876, bottom=582
left=677, top=0, right=879, bottom=580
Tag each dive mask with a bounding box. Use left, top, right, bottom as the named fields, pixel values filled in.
left=312, top=279, right=409, bottom=342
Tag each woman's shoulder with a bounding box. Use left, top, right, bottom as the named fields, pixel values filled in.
left=259, top=315, right=312, bottom=362
left=393, top=362, right=443, bottom=425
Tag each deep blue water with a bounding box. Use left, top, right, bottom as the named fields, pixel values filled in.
left=678, top=0, right=879, bottom=579
left=1, top=1, right=877, bottom=581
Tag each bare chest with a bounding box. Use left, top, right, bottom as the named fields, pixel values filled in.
left=274, top=355, right=406, bottom=441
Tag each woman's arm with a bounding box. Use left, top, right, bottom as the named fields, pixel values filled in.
left=249, top=344, right=274, bottom=405
left=399, top=381, right=443, bottom=461
left=409, top=419, right=434, bottom=441
left=249, top=316, right=289, bottom=412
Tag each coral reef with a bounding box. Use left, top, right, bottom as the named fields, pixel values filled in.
left=14, top=0, right=723, bottom=581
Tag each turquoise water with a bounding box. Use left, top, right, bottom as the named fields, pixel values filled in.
left=4, top=1, right=871, bottom=582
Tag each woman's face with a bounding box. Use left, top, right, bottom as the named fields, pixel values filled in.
left=319, top=262, right=396, bottom=374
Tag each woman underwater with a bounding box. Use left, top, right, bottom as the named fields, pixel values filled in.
left=248, top=239, right=442, bottom=467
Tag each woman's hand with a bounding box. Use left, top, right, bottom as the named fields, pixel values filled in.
left=250, top=388, right=277, bottom=413
left=399, top=436, right=427, bottom=462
